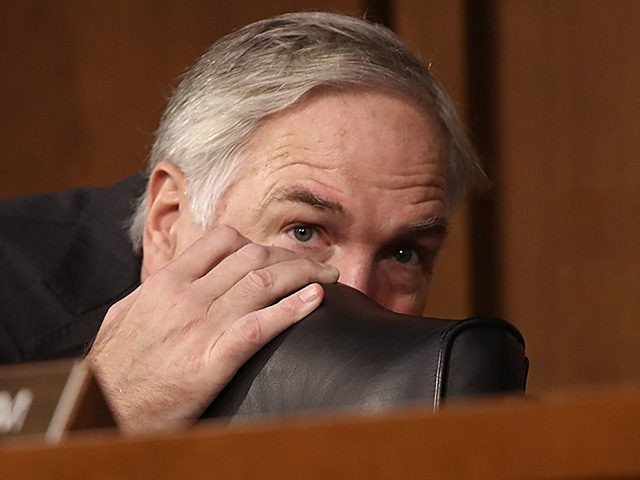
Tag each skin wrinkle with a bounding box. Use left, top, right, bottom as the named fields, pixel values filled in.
left=258, top=178, right=444, bottom=233
left=258, top=164, right=444, bottom=208
left=200, top=89, right=448, bottom=314
left=253, top=123, right=443, bottom=197
left=261, top=186, right=448, bottom=240
left=262, top=152, right=339, bottom=176
left=262, top=186, right=348, bottom=216
left=260, top=145, right=444, bottom=189
left=256, top=166, right=345, bottom=211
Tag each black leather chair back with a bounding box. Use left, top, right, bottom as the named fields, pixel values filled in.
left=203, top=284, right=528, bottom=421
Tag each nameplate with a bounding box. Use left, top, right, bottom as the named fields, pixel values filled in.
left=0, top=360, right=116, bottom=442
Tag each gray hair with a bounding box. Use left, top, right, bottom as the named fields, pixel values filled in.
left=129, top=11, right=483, bottom=250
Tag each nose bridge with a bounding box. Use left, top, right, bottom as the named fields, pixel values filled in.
left=333, top=248, right=375, bottom=295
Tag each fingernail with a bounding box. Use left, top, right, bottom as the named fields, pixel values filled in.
left=300, top=284, right=321, bottom=303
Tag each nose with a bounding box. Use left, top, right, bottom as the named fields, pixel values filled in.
left=331, top=251, right=376, bottom=299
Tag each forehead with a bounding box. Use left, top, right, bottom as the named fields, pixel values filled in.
left=213, top=87, right=449, bottom=241
left=241, top=88, right=446, bottom=185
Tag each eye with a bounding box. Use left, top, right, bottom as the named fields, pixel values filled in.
left=291, top=225, right=315, bottom=242
left=393, top=247, right=415, bottom=264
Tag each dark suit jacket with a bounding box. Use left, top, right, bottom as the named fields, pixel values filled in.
left=0, top=175, right=145, bottom=363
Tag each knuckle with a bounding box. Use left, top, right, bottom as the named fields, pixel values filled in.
left=143, top=268, right=177, bottom=292
left=278, top=296, right=299, bottom=317
left=142, top=278, right=193, bottom=313
left=213, top=224, right=243, bottom=242
left=240, top=243, right=270, bottom=262
left=246, top=268, right=273, bottom=289
left=234, top=314, right=264, bottom=346
left=164, top=289, right=191, bottom=309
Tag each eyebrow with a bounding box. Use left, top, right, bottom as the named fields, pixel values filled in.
left=261, top=185, right=448, bottom=237
left=261, top=186, right=347, bottom=215
left=407, top=216, right=449, bottom=239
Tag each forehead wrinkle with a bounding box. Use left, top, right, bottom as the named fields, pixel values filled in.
left=255, top=127, right=336, bottom=167
left=408, top=216, right=449, bottom=237
left=260, top=147, right=338, bottom=177
left=340, top=158, right=446, bottom=190
left=259, top=185, right=351, bottom=219
left=373, top=214, right=448, bottom=245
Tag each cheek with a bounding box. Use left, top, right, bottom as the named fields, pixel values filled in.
left=385, top=293, right=429, bottom=316
left=372, top=272, right=430, bottom=315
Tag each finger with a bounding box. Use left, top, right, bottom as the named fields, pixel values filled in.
left=162, top=224, right=251, bottom=280
left=193, top=242, right=313, bottom=300
left=207, top=283, right=325, bottom=387
left=207, top=259, right=339, bottom=324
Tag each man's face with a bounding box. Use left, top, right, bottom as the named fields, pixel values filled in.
left=209, top=88, right=448, bottom=315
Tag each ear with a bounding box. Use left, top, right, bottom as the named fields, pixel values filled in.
left=141, top=162, right=189, bottom=276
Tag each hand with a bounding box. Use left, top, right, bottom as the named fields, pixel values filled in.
left=86, top=225, right=339, bottom=433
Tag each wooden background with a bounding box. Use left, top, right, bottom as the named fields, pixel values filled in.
left=1, top=0, right=638, bottom=393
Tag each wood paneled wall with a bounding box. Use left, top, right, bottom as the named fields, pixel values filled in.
left=2, top=1, right=639, bottom=392
left=401, top=0, right=640, bottom=391
left=496, top=1, right=640, bottom=390
left=0, top=0, right=362, bottom=198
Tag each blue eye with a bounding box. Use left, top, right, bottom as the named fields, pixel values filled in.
left=292, top=225, right=314, bottom=242
left=393, top=247, right=414, bottom=264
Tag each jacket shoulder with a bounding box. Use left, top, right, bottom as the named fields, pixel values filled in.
left=0, top=175, right=145, bottom=363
